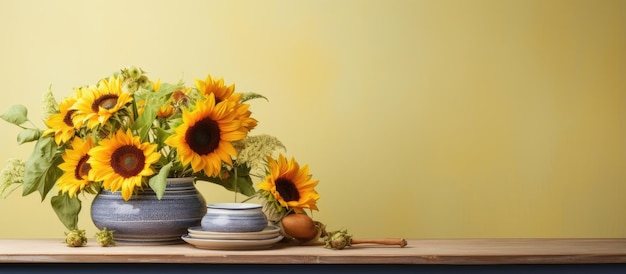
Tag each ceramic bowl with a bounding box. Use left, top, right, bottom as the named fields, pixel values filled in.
left=201, top=203, right=268, bottom=232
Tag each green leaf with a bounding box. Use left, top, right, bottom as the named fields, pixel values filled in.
left=155, top=82, right=182, bottom=97
left=132, top=102, right=157, bottom=142
left=51, top=193, right=81, bottom=230
left=149, top=162, right=173, bottom=199
left=17, top=128, right=41, bottom=144
left=0, top=104, right=29, bottom=126
left=240, top=92, right=268, bottom=103
left=22, top=136, right=63, bottom=200
left=196, top=165, right=256, bottom=196
left=233, top=173, right=256, bottom=196
left=154, top=126, right=171, bottom=148
left=132, top=83, right=180, bottom=142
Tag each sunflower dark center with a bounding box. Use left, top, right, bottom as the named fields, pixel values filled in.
left=185, top=117, right=221, bottom=155
left=64, top=110, right=76, bottom=127
left=74, top=155, right=91, bottom=180
left=275, top=177, right=300, bottom=202
left=110, top=145, right=145, bottom=178
left=92, top=94, right=119, bottom=111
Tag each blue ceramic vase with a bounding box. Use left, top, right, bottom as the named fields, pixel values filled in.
left=90, top=177, right=207, bottom=245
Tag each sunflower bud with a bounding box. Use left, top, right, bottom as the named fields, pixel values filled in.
left=94, top=227, right=115, bottom=247
left=65, top=229, right=87, bottom=247
left=156, top=104, right=175, bottom=118
left=324, top=229, right=352, bottom=250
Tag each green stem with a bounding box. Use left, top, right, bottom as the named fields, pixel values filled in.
left=240, top=192, right=258, bottom=203
left=234, top=166, right=238, bottom=203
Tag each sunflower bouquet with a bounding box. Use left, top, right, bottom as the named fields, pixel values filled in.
left=0, top=66, right=296, bottom=232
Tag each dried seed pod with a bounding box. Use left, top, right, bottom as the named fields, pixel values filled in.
left=65, top=229, right=87, bottom=247
left=324, top=229, right=352, bottom=250
left=94, top=227, right=116, bottom=247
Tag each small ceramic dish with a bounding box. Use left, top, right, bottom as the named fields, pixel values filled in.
left=201, top=203, right=268, bottom=232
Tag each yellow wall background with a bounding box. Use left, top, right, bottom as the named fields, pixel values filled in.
left=0, top=0, right=625, bottom=239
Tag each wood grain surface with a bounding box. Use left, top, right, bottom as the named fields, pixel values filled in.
left=1, top=238, right=625, bottom=264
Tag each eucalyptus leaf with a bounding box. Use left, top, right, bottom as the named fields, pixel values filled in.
left=17, top=128, right=42, bottom=144
left=51, top=194, right=81, bottom=230
left=0, top=104, right=29, bottom=126
left=149, top=162, right=173, bottom=199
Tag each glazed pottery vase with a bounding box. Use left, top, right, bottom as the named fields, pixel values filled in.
left=201, top=203, right=268, bottom=232
left=91, top=177, right=207, bottom=245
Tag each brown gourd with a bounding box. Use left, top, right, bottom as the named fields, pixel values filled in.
left=280, top=213, right=318, bottom=241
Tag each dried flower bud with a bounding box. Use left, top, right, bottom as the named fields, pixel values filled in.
left=124, top=81, right=139, bottom=94
left=324, top=229, right=352, bottom=250
left=65, top=229, right=87, bottom=247
left=127, top=66, right=142, bottom=80
left=94, top=227, right=115, bottom=247
left=171, top=89, right=191, bottom=106
left=137, top=75, right=151, bottom=89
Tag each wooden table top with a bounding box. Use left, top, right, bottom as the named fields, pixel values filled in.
left=1, top=238, right=625, bottom=264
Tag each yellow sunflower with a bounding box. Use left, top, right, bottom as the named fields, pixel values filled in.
left=43, top=90, right=83, bottom=145
left=72, top=76, right=133, bottom=129
left=195, top=74, right=257, bottom=132
left=165, top=93, right=247, bottom=177
left=56, top=137, right=95, bottom=197
left=233, top=103, right=258, bottom=132
left=88, top=129, right=161, bottom=201
left=194, top=74, right=242, bottom=103
left=258, top=154, right=320, bottom=213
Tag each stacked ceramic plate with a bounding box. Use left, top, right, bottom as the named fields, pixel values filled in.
left=181, top=225, right=284, bottom=250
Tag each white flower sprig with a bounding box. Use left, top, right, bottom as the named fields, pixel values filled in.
left=0, top=158, right=25, bottom=198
